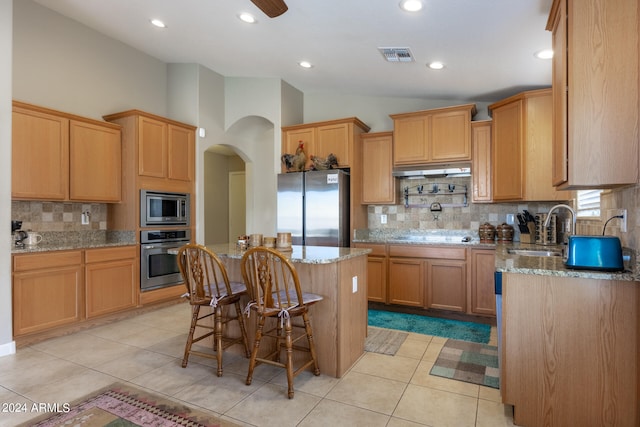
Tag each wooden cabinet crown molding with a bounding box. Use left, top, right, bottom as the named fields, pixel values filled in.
left=389, top=103, right=477, bottom=120
left=281, top=116, right=371, bottom=133
left=487, top=88, right=551, bottom=115
left=102, top=109, right=196, bottom=131
left=13, top=101, right=121, bottom=130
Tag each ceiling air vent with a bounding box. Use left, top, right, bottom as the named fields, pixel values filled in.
left=378, top=47, right=414, bottom=62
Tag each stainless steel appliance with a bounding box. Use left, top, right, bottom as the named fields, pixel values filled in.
left=277, top=170, right=350, bottom=247
left=140, top=190, right=190, bottom=227
left=140, top=229, right=191, bottom=291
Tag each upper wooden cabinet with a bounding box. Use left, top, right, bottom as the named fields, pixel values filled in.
left=471, top=120, right=492, bottom=203
left=281, top=117, right=370, bottom=172
left=138, top=115, right=168, bottom=178
left=12, top=101, right=122, bottom=202
left=104, top=110, right=196, bottom=187
left=361, top=132, right=398, bottom=205
left=547, top=0, right=639, bottom=189
left=69, top=120, right=122, bottom=202
left=390, top=104, right=476, bottom=166
left=103, top=110, right=196, bottom=231
left=488, top=89, right=570, bottom=202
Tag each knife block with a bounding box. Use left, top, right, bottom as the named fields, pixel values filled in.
left=519, top=222, right=536, bottom=243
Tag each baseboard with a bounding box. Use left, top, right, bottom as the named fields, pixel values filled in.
left=0, top=340, right=16, bottom=357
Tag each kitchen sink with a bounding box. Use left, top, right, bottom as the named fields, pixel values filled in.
left=507, top=248, right=563, bottom=257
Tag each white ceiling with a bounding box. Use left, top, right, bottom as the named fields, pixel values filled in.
left=34, top=0, right=554, bottom=102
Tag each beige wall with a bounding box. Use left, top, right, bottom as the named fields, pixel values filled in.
left=204, top=152, right=231, bottom=244
left=12, top=0, right=168, bottom=120
left=304, top=92, right=492, bottom=132
left=0, top=0, right=13, bottom=354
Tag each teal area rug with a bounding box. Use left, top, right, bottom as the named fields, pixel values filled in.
left=368, top=309, right=491, bottom=344
left=430, top=338, right=499, bottom=389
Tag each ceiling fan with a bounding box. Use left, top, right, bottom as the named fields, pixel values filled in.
left=250, top=0, right=288, bottom=18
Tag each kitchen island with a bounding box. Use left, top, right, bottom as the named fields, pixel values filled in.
left=496, top=244, right=639, bottom=427
left=205, top=244, right=370, bottom=378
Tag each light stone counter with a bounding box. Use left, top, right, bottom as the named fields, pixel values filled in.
left=204, top=243, right=370, bottom=263
left=495, top=242, right=637, bottom=281
left=11, top=230, right=136, bottom=254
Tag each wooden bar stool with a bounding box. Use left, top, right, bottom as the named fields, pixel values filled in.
left=241, top=247, right=323, bottom=399
left=177, top=244, right=250, bottom=376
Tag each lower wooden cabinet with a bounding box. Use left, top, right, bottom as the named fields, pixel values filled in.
left=85, top=246, right=138, bottom=319
left=353, top=243, right=387, bottom=302
left=503, top=273, right=638, bottom=425
left=388, top=245, right=467, bottom=312
left=354, top=242, right=496, bottom=318
left=388, top=257, right=425, bottom=307
left=469, top=248, right=496, bottom=316
left=12, top=251, right=83, bottom=336
left=426, top=259, right=466, bottom=312
left=12, top=245, right=139, bottom=337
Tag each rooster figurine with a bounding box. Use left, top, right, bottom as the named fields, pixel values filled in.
left=281, top=141, right=306, bottom=172
left=310, top=153, right=339, bottom=170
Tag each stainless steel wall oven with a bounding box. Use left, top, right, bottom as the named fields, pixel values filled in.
left=140, top=229, right=191, bottom=291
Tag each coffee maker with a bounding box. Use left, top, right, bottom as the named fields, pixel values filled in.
left=12, top=220, right=27, bottom=246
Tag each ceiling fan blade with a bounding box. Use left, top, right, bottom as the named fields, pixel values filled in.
left=250, top=0, right=288, bottom=18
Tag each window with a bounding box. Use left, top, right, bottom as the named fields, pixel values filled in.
left=576, top=189, right=602, bottom=218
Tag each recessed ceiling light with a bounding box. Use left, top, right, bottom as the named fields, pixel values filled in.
left=238, top=13, right=257, bottom=24
left=534, top=49, right=554, bottom=59
left=400, top=0, right=423, bottom=12
left=299, top=61, right=313, bottom=69
left=150, top=19, right=166, bottom=28
left=428, top=61, right=445, bottom=70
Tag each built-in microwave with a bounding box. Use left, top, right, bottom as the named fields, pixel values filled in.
left=141, top=190, right=190, bottom=227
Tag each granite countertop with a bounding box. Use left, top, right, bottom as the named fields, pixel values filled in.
left=11, top=230, right=137, bottom=254
left=352, top=228, right=495, bottom=247
left=495, top=242, right=638, bottom=282
left=354, top=228, right=638, bottom=281
left=205, top=243, right=371, bottom=264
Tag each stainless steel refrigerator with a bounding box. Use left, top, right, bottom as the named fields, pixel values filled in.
left=277, top=170, right=350, bottom=247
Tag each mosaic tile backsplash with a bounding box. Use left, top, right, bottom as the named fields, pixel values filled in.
left=367, top=177, right=570, bottom=240
left=11, top=201, right=135, bottom=248
left=12, top=200, right=107, bottom=231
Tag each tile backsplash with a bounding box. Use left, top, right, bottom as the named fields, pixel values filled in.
left=367, top=177, right=570, bottom=240
left=11, top=201, right=107, bottom=231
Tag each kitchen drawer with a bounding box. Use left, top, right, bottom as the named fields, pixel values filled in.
left=13, top=250, right=83, bottom=272
left=389, top=245, right=466, bottom=260
left=354, top=243, right=386, bottom=256
left=85, top=246, right=137, bottom=264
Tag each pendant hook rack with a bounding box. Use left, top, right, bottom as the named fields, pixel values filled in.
left=402, top=183, right=468, bottom=209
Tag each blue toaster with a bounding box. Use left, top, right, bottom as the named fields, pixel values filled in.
left=564, top=235, right=624, bottom=272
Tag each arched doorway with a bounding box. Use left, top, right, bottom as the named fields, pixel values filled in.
left=204, top=145, right=245, bottom=244
left=202, top=115, right=275, bottom=245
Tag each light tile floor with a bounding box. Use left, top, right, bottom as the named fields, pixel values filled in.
left=0, top=302, right=515, bottom=426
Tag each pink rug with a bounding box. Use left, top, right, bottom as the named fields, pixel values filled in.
left=25, top=383, right=240, bottom=427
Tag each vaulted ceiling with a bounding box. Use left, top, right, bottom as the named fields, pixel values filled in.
left=35, top=0, right=554, bottom=102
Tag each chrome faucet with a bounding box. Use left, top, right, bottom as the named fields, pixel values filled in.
left=545, top=204, right=577, bottom=236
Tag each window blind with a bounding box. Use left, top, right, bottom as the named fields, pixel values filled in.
left=576, top=190, right=602, bottom=217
